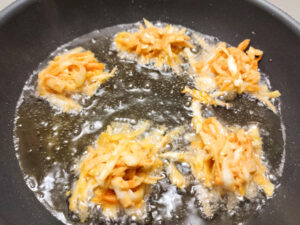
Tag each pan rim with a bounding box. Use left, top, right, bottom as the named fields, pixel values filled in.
left=0, top=0, right=299, bottom=33
left=0, top=0, right=299, bottom=225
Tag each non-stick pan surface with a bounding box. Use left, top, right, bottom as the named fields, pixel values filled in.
left=0, top=0, right=299, bottom=225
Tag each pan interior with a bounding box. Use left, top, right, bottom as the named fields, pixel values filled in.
left=13, top=22, right=285, bottom=225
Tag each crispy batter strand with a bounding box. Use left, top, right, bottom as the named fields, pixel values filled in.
left=182, top=86, right=230, bottom=108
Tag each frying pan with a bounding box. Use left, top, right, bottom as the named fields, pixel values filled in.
left=0, top=0, right=299, bottom=225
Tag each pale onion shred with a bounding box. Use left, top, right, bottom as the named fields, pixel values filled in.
left=115, top=19, right=193, bottom=71
left=161, top=100, right=274, bottom=197
left=167, top=162, right=187, bottom=190
left=69, top=121, right=182, bottom=220
left=37, top=47, right=115, bottom=112
left=189, top=39, right=280, bottom=113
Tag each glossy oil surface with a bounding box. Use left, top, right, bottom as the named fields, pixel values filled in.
left=14, top=23, right=285, bottom=225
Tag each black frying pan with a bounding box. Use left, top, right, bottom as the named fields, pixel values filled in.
left=0, top=0, right=299, bottom=225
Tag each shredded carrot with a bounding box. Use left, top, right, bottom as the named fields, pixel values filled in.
left=115, top=19, right=193, bottom=70
left=190, top=39, right=280, bottom=113
left=37, top=47, right=115, bottom=112
left=209, top=40, right=262, bottom=94
left=69, top=121, right=180, bottom=220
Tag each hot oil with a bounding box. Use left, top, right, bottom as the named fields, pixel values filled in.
left=14, top=23, right=285, bottom=225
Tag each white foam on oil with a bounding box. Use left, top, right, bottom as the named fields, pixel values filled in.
left=156, top=185, right=182, bottom=219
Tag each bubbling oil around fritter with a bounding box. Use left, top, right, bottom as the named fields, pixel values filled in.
left=14, top=22, right=285, bottom=225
